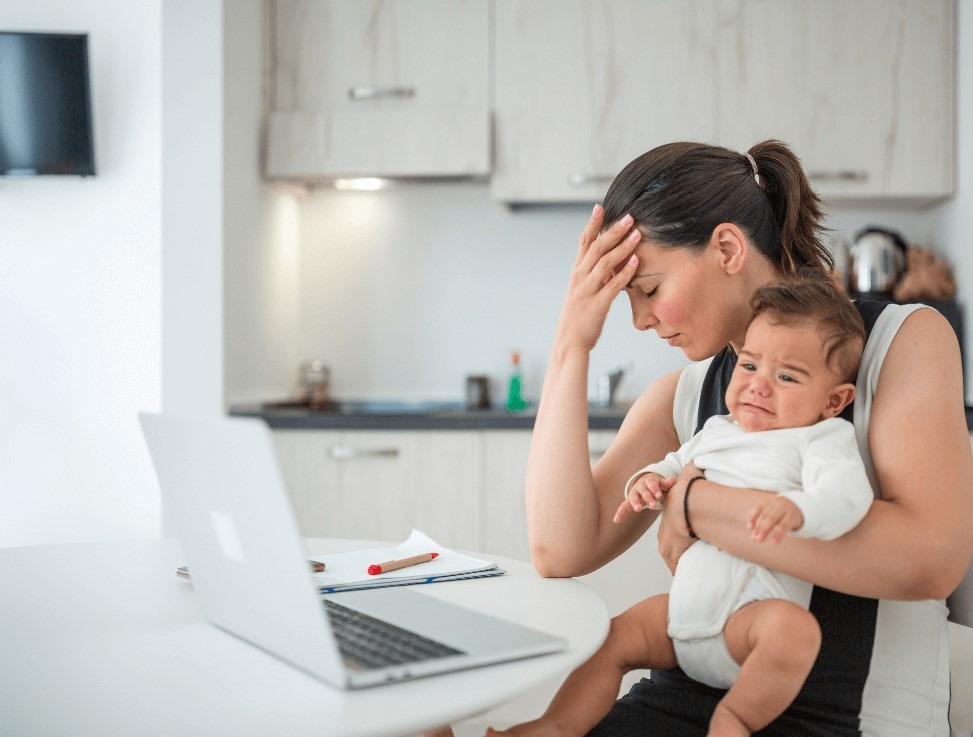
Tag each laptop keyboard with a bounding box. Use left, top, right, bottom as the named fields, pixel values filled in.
left=323, top=598, right=465, bottom=671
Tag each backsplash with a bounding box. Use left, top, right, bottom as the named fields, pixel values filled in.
left=228, top=181, right=949, bottom=407
left=295, top=182, right=688, bottom=406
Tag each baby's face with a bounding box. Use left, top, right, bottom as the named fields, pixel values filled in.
left=725, top=315, right=847, bottom=432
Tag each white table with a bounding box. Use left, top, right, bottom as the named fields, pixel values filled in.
left=0, top=538, right=609, bottom=737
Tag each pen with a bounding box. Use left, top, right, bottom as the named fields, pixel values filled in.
left=367, top=552, right=439, bottom=575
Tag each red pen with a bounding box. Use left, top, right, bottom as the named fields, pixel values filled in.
left=367, top=552, right=439, bottom=575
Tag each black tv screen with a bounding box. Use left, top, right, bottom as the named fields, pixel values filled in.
left=0, top=32, right=95, bottom=176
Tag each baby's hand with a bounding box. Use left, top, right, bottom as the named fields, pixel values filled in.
left=748, top=496, right=804, bottom=544
left=613, top=473, right=675, bottom=523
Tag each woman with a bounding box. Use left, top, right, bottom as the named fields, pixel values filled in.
left=525, top=140, right=973, bottom=736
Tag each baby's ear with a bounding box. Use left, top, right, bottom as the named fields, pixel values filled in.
left=823, top=384, right=856, bottom=418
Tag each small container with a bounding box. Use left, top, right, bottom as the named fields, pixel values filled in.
left=465, top=375, right=491, bottom=410
left=297, top=360, right=331, bottom=409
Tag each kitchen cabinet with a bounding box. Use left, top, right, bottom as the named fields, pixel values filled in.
left=266, top=0, right=490, bottom=179
left=479, top=431, right=534, bottom=562
left=271, top=430, right=481, bottom=550
left=491, top=0, right=953, bottom=204
left=479, top=429, right=622, bottom=562
left=491, top=0, right=720, bottom=203
left=717, top=0, right=954, bottom=202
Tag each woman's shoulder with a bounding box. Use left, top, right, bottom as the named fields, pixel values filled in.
left=851, top=300, right=964, bottom=487
left=853, top=298, right=924, bottom=332
left=857, top=301, right=943, bottom=395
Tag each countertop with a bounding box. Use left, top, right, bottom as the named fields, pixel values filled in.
left=229, top=400, right=630, bottom=431
left=229, top=401, right=973, bottom=433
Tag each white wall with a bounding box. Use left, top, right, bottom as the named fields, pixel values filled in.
left=163, top=0, right=299, bottom=417
left=291, top=184, right=690, bottom=407
left=223, top=2, right=301, bottom=409
left=0, top=1, right=162, bottom=547
left=932, top=0, right=973, bottom=402
left=161, top=0, right=224, bottom=418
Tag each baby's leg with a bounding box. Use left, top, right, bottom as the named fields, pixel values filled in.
left=487, top=594, right=677, bottom=737
left=709, top=600, right=821, bottom=737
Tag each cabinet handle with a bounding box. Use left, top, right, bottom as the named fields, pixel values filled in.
left=806, top=170, right=869, bottom=183
left=568, top=173, right=616, bottom=187
left=348, top=85, right=416, bottom=101
left=329, top=446, right=400, bottom=460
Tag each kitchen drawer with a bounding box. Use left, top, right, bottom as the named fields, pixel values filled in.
left=271, top=430, right=481, bottom=550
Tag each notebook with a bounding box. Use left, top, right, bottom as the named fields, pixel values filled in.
left=139, top=412, right=566, bottom=689
left=305, top=529, right=506, bottom=593
left=176, top=528, right=507, bottom=593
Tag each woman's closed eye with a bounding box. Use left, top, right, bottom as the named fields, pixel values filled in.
left=625, top=281, right=657, bottom=299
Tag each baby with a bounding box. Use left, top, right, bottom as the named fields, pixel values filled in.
left=489, top=277, right=872, bottom=737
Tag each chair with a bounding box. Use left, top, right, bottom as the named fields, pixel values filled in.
left=948, top=556, right=973, bottom=735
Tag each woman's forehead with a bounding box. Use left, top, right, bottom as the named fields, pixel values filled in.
left=632, top=238, right=706, bottom=271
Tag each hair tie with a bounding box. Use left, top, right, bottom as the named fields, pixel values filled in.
left=744, top=152, right=760, bottom=185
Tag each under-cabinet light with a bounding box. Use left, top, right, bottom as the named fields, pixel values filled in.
left=332, top=177, right=390, bottom=192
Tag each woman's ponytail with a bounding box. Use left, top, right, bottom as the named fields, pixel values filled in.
left=747, top=140, right=831, bottom=276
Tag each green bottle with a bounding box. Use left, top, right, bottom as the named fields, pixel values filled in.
left=505, top=351, right=529, bottom=411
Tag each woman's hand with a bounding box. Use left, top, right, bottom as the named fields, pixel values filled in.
left=554, top=205, right=642, bottom=353
left=656, top=463, right=703, bottom=574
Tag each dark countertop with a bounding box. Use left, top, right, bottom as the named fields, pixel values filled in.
left=229, top=400, right=630, bottom=431
left=230, top=400, right=973, bottom=433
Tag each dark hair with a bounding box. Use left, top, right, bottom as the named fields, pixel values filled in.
left=601, top=140, right=831, bottom=276
left=748, top=274, right=865, bottom=383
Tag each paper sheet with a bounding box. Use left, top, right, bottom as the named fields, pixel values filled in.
left=308, top=529, right=500, bottom=591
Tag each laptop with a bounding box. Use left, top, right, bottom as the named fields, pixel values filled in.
left=139, top=412, right=566, bottom=689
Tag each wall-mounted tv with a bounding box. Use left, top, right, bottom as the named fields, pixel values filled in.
left=0, top=31, right=96, bottom=176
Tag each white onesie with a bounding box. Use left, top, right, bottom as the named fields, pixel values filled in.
left=626, top=414, right=874, bottom=688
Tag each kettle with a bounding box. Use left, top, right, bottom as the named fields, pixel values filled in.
left=848, top=226, right=908, bottom=294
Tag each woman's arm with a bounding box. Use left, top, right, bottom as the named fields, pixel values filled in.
left=528, top=367, right=683, bottom=577
left=662, top=308, right=973, bottom=600
left=525, top=206, right=683, bottom=577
